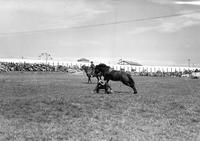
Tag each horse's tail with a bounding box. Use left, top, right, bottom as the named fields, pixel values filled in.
left=127, top=73, right=135, bottom=85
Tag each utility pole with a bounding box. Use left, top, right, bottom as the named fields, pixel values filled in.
left=21, top=56, right=24, bottom=63
left=188, top=59, right=191, bottom=67
left=21, top=56, right=25, bottom=66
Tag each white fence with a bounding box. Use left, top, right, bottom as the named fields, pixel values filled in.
left=108, top=65, right=199, bottom=73
left=0, top=58, right=199, bottom=73
left=64, top=62, right=199, bottom=73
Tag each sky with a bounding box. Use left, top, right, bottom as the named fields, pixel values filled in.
left=0, top=0, right=200, bottom=66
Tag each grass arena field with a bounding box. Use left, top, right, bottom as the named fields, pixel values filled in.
left=0, top=72, right=200, bottom=141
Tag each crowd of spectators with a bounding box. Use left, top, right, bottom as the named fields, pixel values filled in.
left=0, top=62, right=81, bottom=72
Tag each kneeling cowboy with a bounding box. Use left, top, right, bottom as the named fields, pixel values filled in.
left=94, top=79, right=112, bottom=94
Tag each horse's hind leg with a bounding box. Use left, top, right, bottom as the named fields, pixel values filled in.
left=122, top=81, right=137, bottom=94
left=130, top=84, right=137, bottom=94
left=129, top=82, right=137, bottom=94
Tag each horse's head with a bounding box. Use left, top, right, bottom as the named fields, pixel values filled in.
left=95, top=63, right=110, bottom=76
left=80, top=65, right=85, bottom=70
left=81, top=65, right=88, bottom=72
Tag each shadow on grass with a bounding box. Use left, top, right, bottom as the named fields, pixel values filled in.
left=114, top=90, right=133, bottom=94
left=80, top=81, right=95, bottom=84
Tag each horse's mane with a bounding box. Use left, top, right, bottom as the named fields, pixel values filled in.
left=95, top=63, right=110, bottom=74
left=96, top=63, right=110, bottom=68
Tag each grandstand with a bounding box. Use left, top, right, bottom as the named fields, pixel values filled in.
left=117, top=59, right=142, bottom=66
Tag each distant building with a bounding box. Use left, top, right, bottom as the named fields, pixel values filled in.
left=77, top=58, right=90, bottom=63
left=117, top=59, right=142, bottom=66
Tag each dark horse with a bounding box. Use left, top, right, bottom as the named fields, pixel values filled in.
left=81, top=65, right=100, bottom=83
left=95, top=63, right=137, bottom=94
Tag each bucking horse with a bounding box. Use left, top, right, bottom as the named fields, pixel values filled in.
left=94, top=63, right=137, bottom=94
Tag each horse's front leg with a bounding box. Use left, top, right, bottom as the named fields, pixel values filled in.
left=96, top=73, right=102, bottom=81
left=105, top=79, right=109, bottom=83
left=88, top=76, right=91, bottom=83
left=89, top=76, right=92, bottom=83
left=96, top=76, right=99, bottom=81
